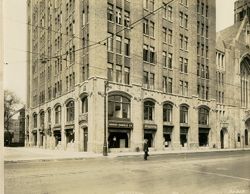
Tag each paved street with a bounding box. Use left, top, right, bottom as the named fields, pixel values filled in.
left=4, top=150, right=250, bottom=194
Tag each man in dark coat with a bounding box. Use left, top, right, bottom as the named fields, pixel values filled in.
left=143, top=139, right=149, bottom=160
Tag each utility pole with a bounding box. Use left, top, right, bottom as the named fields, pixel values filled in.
left=103, top=81, right=108, bottom=156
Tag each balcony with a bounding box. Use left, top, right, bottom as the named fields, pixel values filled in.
left=79, top=113, right=88, bottom=123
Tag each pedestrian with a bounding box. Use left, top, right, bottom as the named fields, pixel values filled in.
left=143, top=139, right=149, bottom=160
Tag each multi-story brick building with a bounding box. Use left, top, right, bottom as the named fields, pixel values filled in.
left=28, top=0, right=247, bottom=154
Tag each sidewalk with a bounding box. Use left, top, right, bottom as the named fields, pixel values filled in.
left=4, top=147, right=250, bottom=163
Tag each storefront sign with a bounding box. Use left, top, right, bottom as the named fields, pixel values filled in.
left=108, top=121, right=133, bottom=128
left=144, top=124, right=157, bottom=129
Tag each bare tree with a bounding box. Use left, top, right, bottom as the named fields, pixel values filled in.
left=4, top=90, right=22, bottom=132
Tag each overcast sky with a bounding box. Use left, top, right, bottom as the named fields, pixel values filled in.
left=3, top=0, right=236, bottom=103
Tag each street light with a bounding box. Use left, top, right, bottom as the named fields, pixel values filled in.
left=103, top=81, right=109, bottom=156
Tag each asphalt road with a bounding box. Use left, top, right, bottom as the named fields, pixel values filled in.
left=4, top=151, right=250, bottom=194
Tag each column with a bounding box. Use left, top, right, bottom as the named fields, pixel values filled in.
left=155, top=102, right=163, bottom=150
left=131, top=97, right=143, bottom=151
left=61, top=104, right=66, bottom=150
left=37, top=113, right=40, bottom=147
left=51, top=107, right=55, bottom=149
left=74, top=98, right=80, bottom=151
left=44, top=110, right=48, bottom=149
left=28, top=114, right=33, bottom=146
left=172, top=104, right=180, bottom=149
left=189, top=106, right=199, bottom=149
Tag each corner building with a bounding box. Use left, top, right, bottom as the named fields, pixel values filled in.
left=26, top=0, right=219, bottom=153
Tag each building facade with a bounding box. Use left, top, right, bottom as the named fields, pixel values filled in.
left=216, top=0, right=250, bottom=149
left=26, top=0, right=248, bottom=153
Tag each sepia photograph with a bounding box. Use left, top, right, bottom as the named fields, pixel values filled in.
left=2, top=0, right=250, bottom=193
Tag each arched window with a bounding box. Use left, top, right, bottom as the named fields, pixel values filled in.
left=240, top=57, right=250, bottom=107
left=33, top=113, right=37, bottom=128
left=144, top=101, right=155, bottom=121
left=81, top=97, right=88, bottom=113
left=66, top=101, right=75, bottom=122
left=180, top=105, right=188, bottom=124
left=108, top=95, right=130, bottom=119
left=47, top=108, right=51, bottom=123
left=198, top=107, right=209, bottom=125
left=163, top=103, right=172, bottom=122
left=55, top=106, right=61, bottom=124
left=40, top=111, right=45, bottom=127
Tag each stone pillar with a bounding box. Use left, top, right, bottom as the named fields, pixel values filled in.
left=37, top=113, right=40, bottom=147
left=155, top=102, right=163, bottom=150
left=131, top=97, right=143, bottom=151
left=74, top=98, right=80, bottom=151
left=28, top=114, right=33, bottom=146
left=189, top=106, right=199, bottom=149
left=61, top=103, right=66, bottom=150
left=44, top=110, right=48, bottom=149
left=51, top=107, right=55, bottom=149
left=172, top=104, right=180, bottom=149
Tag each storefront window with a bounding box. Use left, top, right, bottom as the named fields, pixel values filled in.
left=144, top=101, right=155, bottom=120
left=108, top=95, right=130, bottom=120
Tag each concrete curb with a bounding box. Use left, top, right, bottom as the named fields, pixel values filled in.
left=4, top=148, right=250, bottom=163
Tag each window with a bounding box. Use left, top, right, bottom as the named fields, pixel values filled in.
left=163, top=27, right=167, bottom=42
left=198, top=107, right=209, bottom=125
left=149, top=21, right=155, bottom=37
left=201, top=65, right=205, bottom=78
left=181, top=0, right=187, bottom=6
left=180, top=34, right=183, bottom=49
left=107, top=4, right=114, bottom=22
left=184, top=82, right=188, bottom=96
left=116, top=7, right=122, bottom=24
left=206, top=87, right=209, bottom=100
left=144, top=101, right=154, bottom=120
left=143, top=71, right=149, bottom=86
left=116, top=65, right=122, bottom=83
left=184, top=14, right=188, bottom=28
left=163, top=51, right=167, bottom=67
left=108, top=95, right=130, bottom=119
left=163, top=76, right=172, bottom=93
left=184, top=36, right=188, bottom=50
left=81, top=97, right=88, bottom=113
left=33, top=113, right=37, bottom=128
left=168, top=29, right=173, bottom=44
left=55, top=106, right=61, bottom=124
left=149, top=73, right=154, bottom=89
left=180, top=57, right=183, bottom=72
left=168, top=53, right=172, bottom=69
left=116, top=36, right=122, bottom=54
left=197, top=63, right=200, bottom=76
left=143, top=19, right=149, bottom=35
left=180, top=105, right=188, bottom=124
left=164, top=5, right=172, bottom=21
left=107, top=64, right=113, bottom=81
left=124, top=11, right=130, bottom=27
left=149, top=46, right=155, bottom=63
left=48, top=109, right=51, bottom=123
left=107, top=33, right=113, bottom=51
left=205, top=66, right=209, bottom=79
left=180, top=12, right=183, bottom=27
left=143, top=45, right=149, bottom=61
left=163, top=104, right=172, bottom=122
left=66, top=101, right=74, bottom=122
left=124, top=38, right=130, bottom=56
left=184, top=58, right=188, bottom=73
left=124, top=67, right=130, bottom=84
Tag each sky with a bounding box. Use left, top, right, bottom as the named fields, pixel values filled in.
left=3, top=0, right=236, bottom=103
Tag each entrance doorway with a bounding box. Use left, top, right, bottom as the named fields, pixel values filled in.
left=33, top=132, right=37, bottom=146
left=163, top=126, right=173, bottom=147
left=199, top=128, right=210, bottom=147
left=108, top=132, right=129, bottom=148
left=180, top=127, right=188, bottom=147
left=220, top=128, right=228, bottom=149
left=245, top=129, right=249, bottom=146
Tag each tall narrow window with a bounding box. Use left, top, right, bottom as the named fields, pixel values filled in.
left=149, top=46, right=155, bottom=63
left=107, top=33, right=113, bottom=52
left=149, top=21, right=155, bottom=37
left=124, top=38, right=130, bottom=56
left=168, top=53, right=172, bottom=69
left=116, top=65, right=122, bottom=83
left=163, top=104, right=172, bottom=122
left=180, top=105, right=188, bottom=124
left=124, top=67, right=130, bottom=84
left=66, top=101, right=75, bottom=122
left=107, top=4, right=114, bottom=22
left=144, top=101, right=155, bottom=120
left=124, top=11, right=130, bottom=27
left=149, top=73, right=154, bottom=89
left=116, top=8, right=122, bottom=24
left=143, top=19, right=149, bottom=35
left=116, top=36, right=122, bottom=54
left=107, top=64, right=113, bottom=81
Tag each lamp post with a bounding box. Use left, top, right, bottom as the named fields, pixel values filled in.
left=103, top=81, right=109, bottom=156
